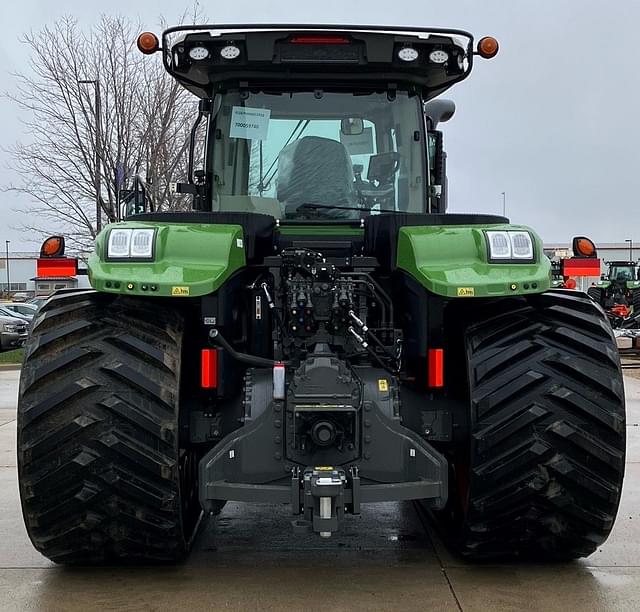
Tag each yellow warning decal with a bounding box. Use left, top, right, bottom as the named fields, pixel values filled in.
left=314, top=466, right=334, bottom=471
left=457, top=287, right=475, bottom=297
left=378, top=379, right=389, bottom=392
left=171, top=286, right=190, bottom=296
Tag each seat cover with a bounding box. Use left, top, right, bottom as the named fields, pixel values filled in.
left=277, top=136, right=355, bottom=208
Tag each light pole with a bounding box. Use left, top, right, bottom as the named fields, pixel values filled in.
left=79, top=79, right=102, bottom=233
left=501, top=191, right=506, bottom=217
left=625, top=238, right=633, bottom=262
left=4, top=240, right=10, bottom=296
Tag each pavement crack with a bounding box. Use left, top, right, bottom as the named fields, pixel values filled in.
left=413, top=501, right=464, bottom=611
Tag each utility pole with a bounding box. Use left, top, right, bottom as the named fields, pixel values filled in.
left=79, top=79, right=102, bottom=233
left=625, top=238, right=633, bottom=262
left=4, top=240, right=10, bottom=296
left=501, top=191, right=506, bottom=217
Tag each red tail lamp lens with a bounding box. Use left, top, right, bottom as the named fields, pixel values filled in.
left=137, top=32, right=160, bottom=54
left=565, top=278, right=577, bottom=290
left=477, top=36, right=499, bottom=59
left=201, top=349, right=218, bottom=389
left=428, top=349, right=444, bottom=388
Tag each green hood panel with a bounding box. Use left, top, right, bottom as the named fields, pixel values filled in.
left=396, top=225, right=551, bottom=298
left=88, top=221, right=246, bottom=297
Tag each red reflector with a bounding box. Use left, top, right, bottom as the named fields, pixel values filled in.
left=201, top=349, right=218, bottom=389
left=36, top=257, right=78, bottom=277
left=562, top=258, right=601, bottom=277
left=289, top=35, right=350, bottom=44
left=428, top=349, right=444, bottom=388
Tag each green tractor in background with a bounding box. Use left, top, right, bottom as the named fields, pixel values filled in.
left=17, top=25, right=625, bottom=565
left=588, top=260, right=640, bottom=314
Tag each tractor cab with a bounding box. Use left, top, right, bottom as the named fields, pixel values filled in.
left=135, top=25, right=498, bottom=219
left=606, top=261, right=638, bottom=283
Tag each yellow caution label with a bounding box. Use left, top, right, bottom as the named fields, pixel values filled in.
left=457, top=287, right=475, bottom=297
left=314, top=466, right=334, bottom=471
left=378, top=379, right=389, bottom=392
left=171, top=286, right=190, bottom=296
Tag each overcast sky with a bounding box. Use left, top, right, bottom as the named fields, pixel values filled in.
left=0, top=1, right=638, bottom=250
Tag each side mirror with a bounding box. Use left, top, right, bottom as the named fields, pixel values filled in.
left=424, top=99, right=456, bottom=130
left=341, top=117, right=364, bottom=136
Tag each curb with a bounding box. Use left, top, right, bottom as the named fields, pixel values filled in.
left=0, top=364, right=21, bottom=371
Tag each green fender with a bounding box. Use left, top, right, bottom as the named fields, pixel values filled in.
left=88, top=221, right=246, bottom=298
left=396, top=225, right=551, bottom=298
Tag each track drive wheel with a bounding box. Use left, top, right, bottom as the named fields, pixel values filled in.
left=441, top=289, right=625, bottom=560
left=17, top=290, right=201, bottom=564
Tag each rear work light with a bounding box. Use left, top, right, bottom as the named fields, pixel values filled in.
left=398, top=47, right=419, bottom=62
left=485, top=230, right=535, bottom=262
left=107, top=228, right=156, bottom=259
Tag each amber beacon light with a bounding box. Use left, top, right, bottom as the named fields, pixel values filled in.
left=40, top=235, right=65, bottom=258
left=137, top=32, right=160, bottom=54
left=476, top=36, right=499, bottom=59
left=572, top=236, right=597, bottom=258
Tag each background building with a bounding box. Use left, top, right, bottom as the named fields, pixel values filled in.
left=544, top=243, right=638, bottom=272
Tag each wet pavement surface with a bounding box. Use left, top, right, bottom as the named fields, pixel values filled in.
left=1, top=368, right=639, bottom=611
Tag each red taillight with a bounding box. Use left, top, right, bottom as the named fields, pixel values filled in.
left=289, top=35, right=350, bottom=45
left=428, top=349, right=444, bottom=388
left=201, top=349, right=218, bottom=389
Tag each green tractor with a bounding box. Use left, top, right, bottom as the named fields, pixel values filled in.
left=588, top=260, right=640, bottom=312
left=17, top=25, right=625, bottom=564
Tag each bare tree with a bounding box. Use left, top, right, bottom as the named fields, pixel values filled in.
left=5, top=15, right=197, bottom=250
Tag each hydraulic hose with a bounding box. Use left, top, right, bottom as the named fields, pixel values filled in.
left=209, top=329, right=287, bottom=368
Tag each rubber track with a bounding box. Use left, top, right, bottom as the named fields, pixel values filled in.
left=17, top=289, right=197, bottom=564
left=632, top=288, right=640, bottom=317
left=456, top=290, right=625, bottom=559
left=587, top=286, right=604, bottom=307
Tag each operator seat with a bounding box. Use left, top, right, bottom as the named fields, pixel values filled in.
left=276, top=136, right=356, bottom=217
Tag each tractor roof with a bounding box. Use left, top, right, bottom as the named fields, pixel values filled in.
left=159, top=24, right=477, bottom=100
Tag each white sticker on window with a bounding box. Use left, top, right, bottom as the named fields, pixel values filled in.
left=340, top=127, right=374, bottom=155
left=229, top=106, right=271, bottom=140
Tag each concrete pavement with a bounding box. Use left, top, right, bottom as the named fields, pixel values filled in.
left=0, top=369, right=638, bottom=612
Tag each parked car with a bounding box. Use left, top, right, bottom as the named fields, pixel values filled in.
left=28, top=297, right=48, bottom=309
left=0, top=306, right=31, bottom=322
left=10, top=293, right=30, bottom=303
left=0, top=313, right=28, bottom=351
left=0, top=302, right=38, bottom=321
